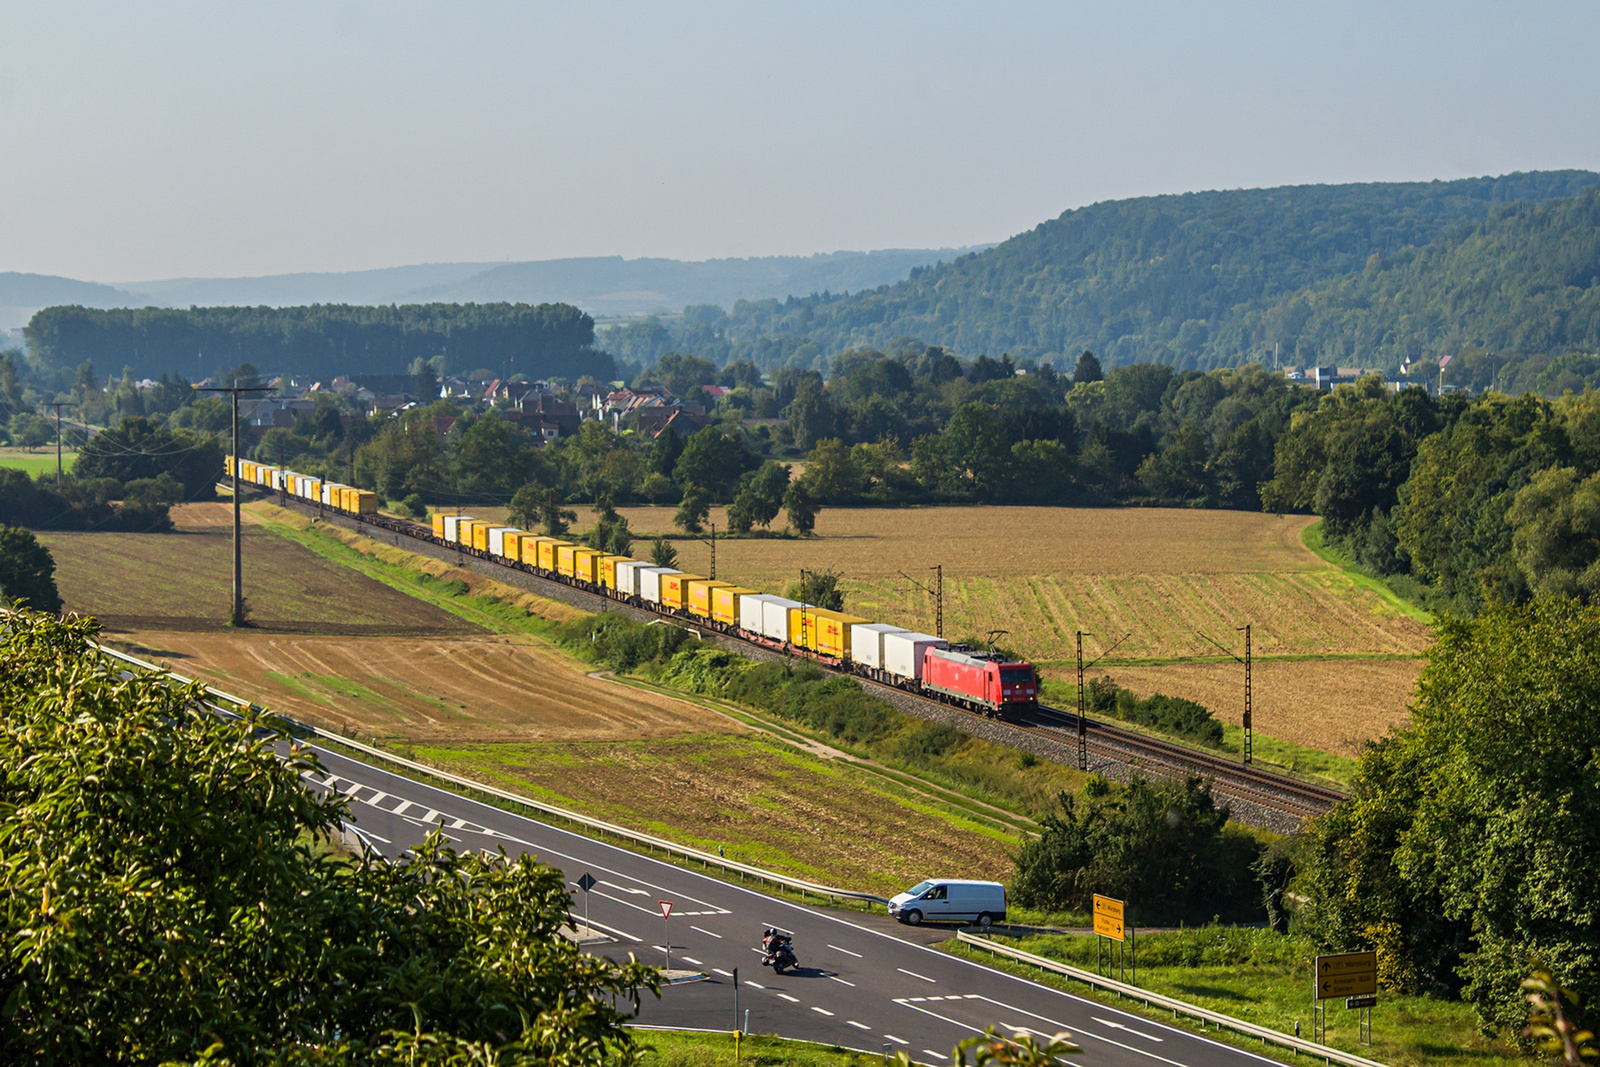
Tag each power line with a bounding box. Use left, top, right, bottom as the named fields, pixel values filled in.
left=198, top=382, right=270, bottom=627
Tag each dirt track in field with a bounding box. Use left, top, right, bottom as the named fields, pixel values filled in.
left=106, top=629, right=737, bottom=744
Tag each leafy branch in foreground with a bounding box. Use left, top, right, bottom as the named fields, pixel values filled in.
left=1525, top=968, right=1598, bottom=1066
left=0, top=608, right=655, bottom=1066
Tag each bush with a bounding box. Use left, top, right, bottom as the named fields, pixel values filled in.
left=0, top=526, right=61, bottom=613
left=1011, top=775, right=1261, bottom=924
left=1088, top=676, right=1225, bottom=747
left=400, top=492, right=427, bottom=518
left=897, top=722, right=963, bottom=761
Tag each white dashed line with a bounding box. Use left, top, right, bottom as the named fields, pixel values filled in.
left=884, top=1035, right=908, bottom=1045
left=1094, top=1018, right=1163, bottom=1042
left=691, top=926, right=722, bottom=938
left=744, top=981, right=765, bottom=989
left=812, top=1007, right=834, bottom=1017
left=828, top=944, right=863, bottom=958
left=680, top=956, right=702, bottom=966
left=848, top=1021, right=870, bottom=1031
left=777, top=993, right=800, bottom=1003
left=713, top=968, right=733, bottom=977
left=922, top=1051, right=949, bottom=1061
left=897, top=968, right=936, bottom=983
left=828, top=975, right=856, bottom=986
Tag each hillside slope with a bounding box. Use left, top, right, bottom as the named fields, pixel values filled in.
left=690, top=170, right=1599, bottom=370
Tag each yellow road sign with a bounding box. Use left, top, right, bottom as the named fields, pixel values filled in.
left=1315, top=952, right=1377, bottom=999
left=1093, top=894, right=1125, bottom=941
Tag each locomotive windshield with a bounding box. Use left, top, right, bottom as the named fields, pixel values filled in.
left=1000, top=667, right=1033, bottom=686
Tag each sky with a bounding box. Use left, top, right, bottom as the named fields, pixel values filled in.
left=1, top=1, right=1598, bottom=282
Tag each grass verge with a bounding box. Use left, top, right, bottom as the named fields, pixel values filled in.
left=1300, top=521, right=1434, bottom=625
left=946, top=929, right=1519, bottom=1067
left=632, top=1029, right=881, bottom=1067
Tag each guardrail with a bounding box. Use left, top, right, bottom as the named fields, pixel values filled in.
left=87, top=640, right=891, bottom=912
left=956, top=932, right=1387, bottom=1067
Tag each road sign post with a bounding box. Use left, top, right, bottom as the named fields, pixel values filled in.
left=733, top=967, right=739, bottom=1034
left=576, top=872, right=596, bottom=934
left=659, top=900, right=673, bottom=973
left=1314, top=952, right=1377, bottom=1044
left=1093, top=894, right=1133, bottom=982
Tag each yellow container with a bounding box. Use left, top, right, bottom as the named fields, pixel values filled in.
left=686, top=579, right=732, bottom=619
left=557, top=544, right=579, bottom=577
left=309, top=479, right=321, bottom=502
left=432, top=513, right=447, bottom=538
left=572, top=547, right=602, bottom=583
left=520, top=536, right=552, bottom=568
left=711, top=585, right=755, bottom=625
left=660, top=573, right=703, bottom=612
left=472, top=523, right=490, bottom=552
left=354, top=490, right=378, bottom=515
left=502, top=531, right=523, bottom=560
left=595, top=554, right=629, bottom=588
left=538, top=539, right=569, bottom=572
left=795, top=607, right=869, bottom=657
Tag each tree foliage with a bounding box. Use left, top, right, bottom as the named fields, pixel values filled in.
left=0, top=610, right=654, bottom=1065
left=0, top=525, right=61, bottom=613
left=1298, top=598, right=1600, bottom=1035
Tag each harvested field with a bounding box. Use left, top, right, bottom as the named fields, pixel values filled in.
left=105, top=629, right=732, bottom=744
left=40, top=502, right=477, bottom=635
left=413, top=736, right=1014, bottom=893
left=1097, top=657, right=1425, bottom=758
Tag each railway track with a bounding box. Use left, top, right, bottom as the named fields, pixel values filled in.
left=256, top=490, right=1348, bottom=822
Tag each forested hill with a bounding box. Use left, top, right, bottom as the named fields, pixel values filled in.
left=23, top=303, right=611, bottom=382
left=631, top=170, right=1598, bottom=373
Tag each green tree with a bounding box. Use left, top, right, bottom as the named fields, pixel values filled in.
left=587, top=495, right=634, bottom=556
left=728, top=461, right=789, bottom=533
left=1073, top=350, right=1103, bottom=384
left=0, top=526, right=61, bottom=613
left=0, top=609, right=654, bottom=1064
left=784, top=371, right=834, bottom=452
left=1300, top=598, right=1600, bottom=1032
left=74, top=415, right=223, bottom=499
left=674, top=485, right=709, bottom=534
left=800, top=438, right=862, bottom=503
left=1506, top=467, right=1600, bottom=599
left=784, top=568, right=845, bottom=611
left=1011, top=776, right=1256, bottom=924
left=783, top=479, right=817, bottom=533
left=650, top=536, right=679, bottom=568
left=672, top=426, right=749, bottom=500
left=7, top=412, right=52, bottom=449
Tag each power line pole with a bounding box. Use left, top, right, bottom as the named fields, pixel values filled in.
left=1242, top=623, right=1252, bottom=765
left=897, top=564, right=943, bottom=638
left=199, top=382, right=269, bottom=627
left=49, top=401, right=78, bottom=487
left=1075, top=631, right=1131, bottom=771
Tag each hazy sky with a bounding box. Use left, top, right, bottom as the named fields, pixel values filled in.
left=2, top=1, right=1598, bottom=282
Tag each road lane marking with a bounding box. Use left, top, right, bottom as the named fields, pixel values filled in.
left=389, top=799, right=413, bottom=814
left=680, top=956, right=702, bottom=966
left=827, top=975, right=856, bottom=986
left=922, top=1051, right=948, bottom=1061
left=713, top=968, right=733, bottom=977
left=744, top=981, right=764, bottom=989
left=579, top=917, right=642, bottom=943
left=606, top=883, right=649, bottom=895
left=777, top=993, right=799, bottom=1003
left=898, top=967, right=936, bottom=983
left=691, top=926, right=723, bottom=938
left=828, top=944, right=862, bottom=958
left=1094, top=1017, right=1164, bottom=1042
left=848, top=1021, right=870, bottom=1031
left=812, top=1007, right=834, bottom=1016
left=884, top=1035, right=908, bottom=1045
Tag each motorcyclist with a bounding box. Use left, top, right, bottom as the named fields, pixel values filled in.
left=760, top=928, right=797, bottom=973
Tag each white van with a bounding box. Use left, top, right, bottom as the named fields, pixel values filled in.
left=888, top=879, right=1007, bottom=927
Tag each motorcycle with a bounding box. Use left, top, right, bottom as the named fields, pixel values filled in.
left=760, top=928, right=798, bottom=974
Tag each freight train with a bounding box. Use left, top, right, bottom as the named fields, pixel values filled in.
left=229, top=458, right=1039, bottom=717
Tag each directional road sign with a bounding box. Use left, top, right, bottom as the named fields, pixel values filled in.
left=1092, top=894, right=1125, bottom=942
left=1346, top=996, right=1378, bottom=1010
left=1315, top=952, right=1377, bottom=999
left=576, top=873, right=596, bottom=892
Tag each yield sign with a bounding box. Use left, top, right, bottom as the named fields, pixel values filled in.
left=659, top=900, right=673, bottom=920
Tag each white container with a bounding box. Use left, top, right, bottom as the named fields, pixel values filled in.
left=487, top=527, right=519, bottom=557
left=441, top=515, right=476, bottom=543
left=321, top=482, right=344, bottom=505
left=739, top=593, right=775, bottom=635
left=272, top=470, right=288, bottom=490
left=614, top=560, right=650, bottom=596
left=759, top=596, right=804, bottom=643
left=882, top=631, right=948, bottom=681
left=851, top=623, right=909, bottom=669
left=637, top=567, right=680, bottom=605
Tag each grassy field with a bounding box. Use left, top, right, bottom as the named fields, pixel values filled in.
left=950, top=929, right=1519, bottom=1067
left=0, top=445, right=77, bottom=477
left=633, top=1030, right=882, bottom=1067
left=40, top=502, right=478, bottom=635
left=460, top=503, right=1430, bottom=757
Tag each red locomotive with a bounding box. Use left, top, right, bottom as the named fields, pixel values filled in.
left=920, top=647, right=1038, bottom=716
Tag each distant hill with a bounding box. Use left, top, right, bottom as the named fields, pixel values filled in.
left=674, top=170, right=1600, bottom=372
left=110, top=248, right=988, bottom=319
left=0, top=273, right=142, bottom=334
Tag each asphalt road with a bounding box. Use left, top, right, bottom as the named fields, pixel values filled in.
left=312, top=743, right=1283, bottom=1067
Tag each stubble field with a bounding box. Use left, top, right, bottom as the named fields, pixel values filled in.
left=466, top=502, right=1431, bottom=749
